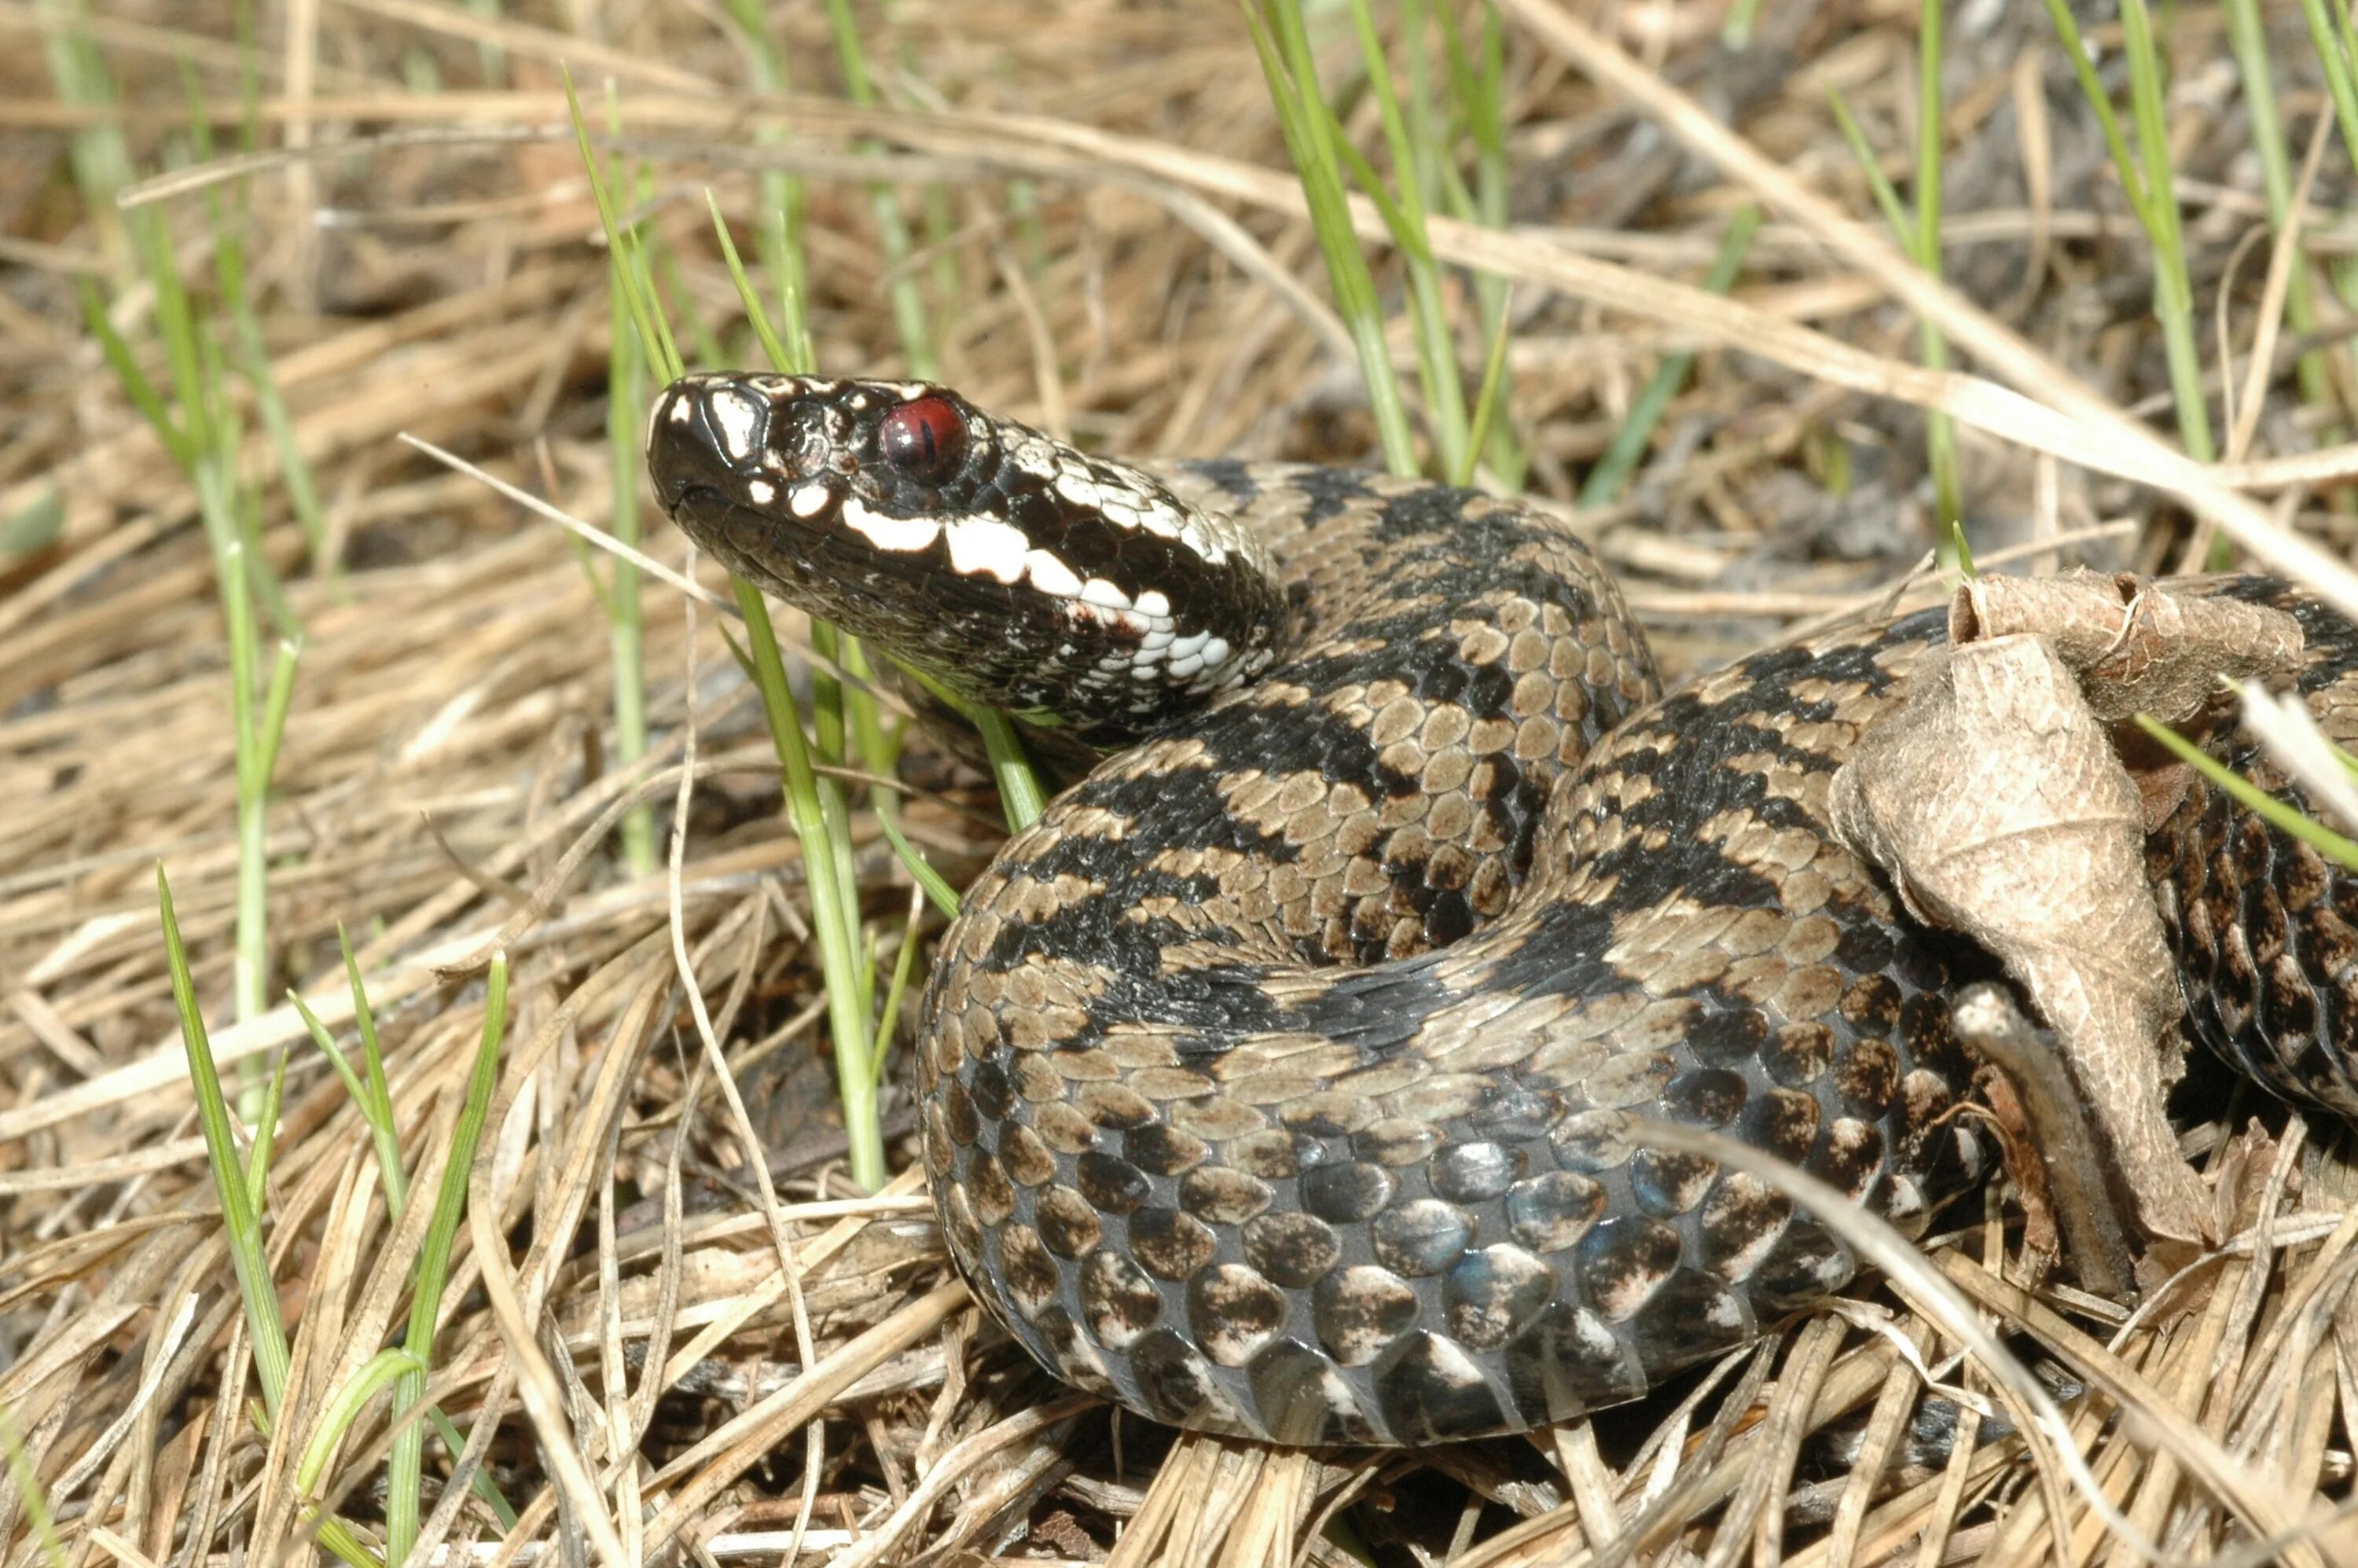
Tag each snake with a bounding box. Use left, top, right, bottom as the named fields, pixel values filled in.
left=645, top=370, right=2358, bottom=1448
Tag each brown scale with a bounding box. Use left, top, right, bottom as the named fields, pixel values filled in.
left=647, top=374, right=2358, bottom=1449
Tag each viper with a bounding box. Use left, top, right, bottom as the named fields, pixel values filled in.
left=646, top=371, right=2358, bottom=1448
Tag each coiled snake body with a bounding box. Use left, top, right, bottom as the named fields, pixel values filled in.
left=648, top=372, right=2358, bottom=1447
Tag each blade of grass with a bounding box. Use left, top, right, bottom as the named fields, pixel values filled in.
left=240, top=1050, right=286, bottom=1214
left=2136, top=716, right=2358, bottom=872
left=159, top=863, right=290, bottom=1410
left=581, top=86, right=888, bottom=1194
left=594, top=92, right=659, bottom=879
left=1910, top=0, right=1964, bottom=569
left=288, top=963, right=406, bottom=1219
left=0, top=1403, right=65, bottom=1568
left=2224, top=0, right=2339, bottom=416
left=34, top=0, right=133, bottom=269
left=297, top=1349, right=427, bottom=1503
left=2042, top=0, right=2215, bottom=468
left=734, top=582, right=885, bottom=1188
left=872, top=890, right=930, bottom=1089
left=891, top=660, right=1048, bottom=831
left=384, top=953, right=509, bottom=1568
left=1458, top=290, right=1515, bottom=488
left=1245, top=0, right=1420, bottom=476
left=814, top=0, right=938, bottom=376
left=1341, top=0, right=1469, bottom=480
left=217, top=244, right=327, bottom=562
left=2299, top=0, right=2358, bottom=183
left=1829, top=8, right=1969, bottom=571
left=428, top=1408, right=521, bottom=1529
left=876, top=812, right=962, bottom=920
left=1435, top=2, right=1524, bottom=483
left=1579, top=206, right=1761, bottom=508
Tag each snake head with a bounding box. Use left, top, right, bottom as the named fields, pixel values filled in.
left=647, top=372, right=1294, bottom=747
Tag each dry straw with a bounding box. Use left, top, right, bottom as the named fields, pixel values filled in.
left=9, top=1, right=2358, bottom=1565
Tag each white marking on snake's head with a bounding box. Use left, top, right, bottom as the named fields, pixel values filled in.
left=1009, top=436, right=1060, bottom=480
left=789, top=483, right=833, bottom=520
left=1133, top=589, right=1172, bottom=619
left=1056, top=472, right=1106, bottom=512
left=1078, top=578, right=1133, bottom=612
left=745, top=479, right=776, bottom=505
left=1025, top=549, right=1083, bottom=599
left=944, top=516, right=1030, bottom=583
left=842, top=495, right=942, bottom=553
left=707, top=387, right=765, bottom=462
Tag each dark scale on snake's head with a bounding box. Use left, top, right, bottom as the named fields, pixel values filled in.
left=648, top=373, right=2358, bottom=1445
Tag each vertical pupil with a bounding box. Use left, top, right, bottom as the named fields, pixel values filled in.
left=882, top=396, right=965, bottom=480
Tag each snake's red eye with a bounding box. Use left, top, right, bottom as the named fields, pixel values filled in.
left=879, top=394, right=968, bottom=483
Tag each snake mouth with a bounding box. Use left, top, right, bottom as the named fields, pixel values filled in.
left=646, top=376, right=777, bottom=514
left=667, top=480, right=738, bottom=520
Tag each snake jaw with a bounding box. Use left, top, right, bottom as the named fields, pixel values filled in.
left=648, top=370, right=1298, bottom=747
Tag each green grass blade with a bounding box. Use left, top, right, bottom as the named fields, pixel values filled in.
left=1911, top=0, right=1964, bottom=569
left=0, top=1402, right=65, bottom=1568
left=565, top=72, right=680, bottom=383
left=735, top=580, right=885, bottom=1186
left=385, top=953, right=509, bottom=1568
left=2117, top=0, right=2213, bottom=465
left=35, top=0, right=133, bottom=268
left=1580, top=207, right=1761, bottom=508
left=79, top=281, right=189, bottom=466
left=872, top=893, right=930, bottom=1088
left=710, top=194, right=796, bottom=372
left=1246, top=0, right=1420, bottom=476
left=296, top=1348, right=427, bottom=1499
left=2310, top=0, right=2358, bottom=182
left=428, top=1406, right=520, bottom=1527
left=241, top=1049, right=286, bottom=1214
left=2039, top=0, right=2150, bottom=224
left=222, top=288, right=327, bottom=560
left=876, top=812, right=962, bottom=920
left=1456, top=292, right=1515, bottom=488
left=1827, top=93, right=1915, bottom=244
left=287, top=992, right=408, bottom=1221
left=158, top=865, right=291, bottom=1412
left=816, top=0, right=938, bottom=375
left=2136, top=716, right=2358, bottom=871
left=2227, top=0, right=2334, bottom=411
left=253, top=636, right=302, bottom=796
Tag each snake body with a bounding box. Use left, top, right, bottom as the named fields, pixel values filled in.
left=648, top=372, right=2358, bottom=1447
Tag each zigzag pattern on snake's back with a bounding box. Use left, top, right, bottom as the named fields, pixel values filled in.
left=648, top=371, right=2358, bottom=1446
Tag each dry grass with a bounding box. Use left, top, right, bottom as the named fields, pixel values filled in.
left=8, top=1, right=2358, bottom=1564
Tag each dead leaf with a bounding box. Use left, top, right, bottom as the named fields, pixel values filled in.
left=1831, top=630, right=2209, bottom=1243
left=1831, top=577, right=2309, bottom=1252
left=1951, top=569, right=2303, bottom=723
